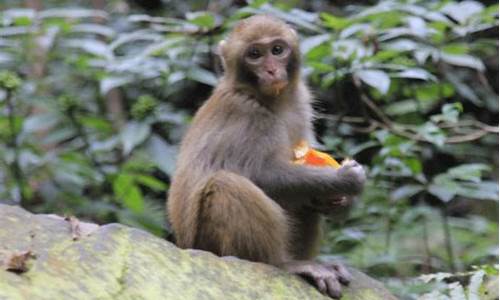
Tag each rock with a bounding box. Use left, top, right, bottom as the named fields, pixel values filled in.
left=0, top=204, right=397, bottom=300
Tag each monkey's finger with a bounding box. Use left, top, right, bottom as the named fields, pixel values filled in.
left=340, top=158, right=357, bottom=167
left=330, top=264, right=353, bottom=285
left=325, top=277, right=342, bottom=299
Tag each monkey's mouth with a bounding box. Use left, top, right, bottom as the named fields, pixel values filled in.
left=260, top=79, right=287, bottom=96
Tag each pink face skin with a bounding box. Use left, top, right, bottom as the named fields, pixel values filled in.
left=243, top=37, right=292, bottom=96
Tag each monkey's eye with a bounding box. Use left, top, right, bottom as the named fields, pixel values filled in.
left=271, top=45, right=284, bottom=56
left=247, top=48, right=262, bottom=59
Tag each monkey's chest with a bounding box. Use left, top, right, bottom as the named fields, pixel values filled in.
left=282, top=110, right=311, bottom=150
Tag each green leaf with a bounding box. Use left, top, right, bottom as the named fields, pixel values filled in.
left=146, top=134, right=177, bottom=176
left=120, top=121, right=151, bottom=155
left=186, top=12, right=215, bottom=29
left=429, top=164, right=496, bottom=202
left=71, top=23, right=115, bottom=38
left=39, top=8, right=108, bottom=19
left=308, top=62, right=334, bottom=73
left=440, top=53, right=485, bottom=71
left=417, top=122, right=446, bottom=146
left=23, top=112, right=59, bottom=133
left=346, top=141, right=378, bottom=156
left=117, top=199, right=167, bottom=236
left=393, top=68, right=436, bottom=81
left=390, top=184, right=424, bottom=201
left=300, top=34, right=330, bottom=54
left=42, top=127, right=77, bottom=145
left=113, top=173, right=144, bottom=214
left=370, top=50, right=400, bottom=63
left=79, top=116, right=113, bottom=133
left=444, top=72, right=482, bottom=106
left=320, top=12, right=350, bottom=30
left=384, top=99, right=435, bottom=116
left=416, top=83, right=455, bottom=102
left=442, top=43, right=469, bottom=55
left=248, top=0, right=267, bottom=8
left=187, top=68, right=218, bottom=86
left=384, top=100, right=418, bottom=116
left=431, top=103, right=463, bottom=123
left=340, top=24, right=371, bottom=38
left=403, top=157, right=422, bottom=174
left=305, top=43, right=331, bottom=61
left=0, top=71, right=21, bottom=90
left=134, top=174, right=167, bottom=191
left=476, top=264, right=499, bottom=276
left=14, top=16, right=32, bottom=26
left=100, top=76, right=133, bottom=96
left=64, top=39, right=113, bottom=60
left=252, top=5, right=321, bottom=32
left=2, top=8, right=35, bottom=24
left=428, top=182, right=457, bottom=202
left=441, top=1, right=484, bottom=24
left=354, top=69, right=390, bottom=95
left=457, top=181, right=499, bottom=200
left=447, top=163, right=490, bottom=183
left=406, top=16, right=428, bottom=37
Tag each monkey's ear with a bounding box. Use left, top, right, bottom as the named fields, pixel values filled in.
left=217, top=40, right=227, bottom=57
left=287, top=24, right=299, bottom=39
left=217, top=40, right=227, bottom=70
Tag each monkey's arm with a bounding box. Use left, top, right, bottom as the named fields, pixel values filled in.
left=252, top=159, right=365, bottom=201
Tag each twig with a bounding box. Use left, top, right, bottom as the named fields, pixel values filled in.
left=384, top=217, right=393, bottom=255
left=318, top=113, right=499, bottom=133
left=422, top=216, right=432, bottom=273
left=446, top=130, right=489, bottom=143
left=328, top=79, right=499, bottom=145
left=66, top=109, right=106, bottom=180
left=437, top=119, right=498, bottom=132
left=441, top=205, right=456, bottom=273
left=5, top=90, right=28, bottom=206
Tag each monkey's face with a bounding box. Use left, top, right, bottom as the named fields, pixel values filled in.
left=220, top=15, right=301, bottom=97
left=240, top=38, right=294, bottom=97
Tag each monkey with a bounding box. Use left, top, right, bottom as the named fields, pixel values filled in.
left=167, top=15, right=366, bottom=299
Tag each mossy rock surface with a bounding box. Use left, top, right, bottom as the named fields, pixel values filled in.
left=0, top=204, right=397, bottom=300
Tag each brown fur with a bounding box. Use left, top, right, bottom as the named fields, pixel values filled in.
left=167, top=14, right=365, bottom=299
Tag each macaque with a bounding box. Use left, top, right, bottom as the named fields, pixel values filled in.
left=168, top=15, right=366, bottom=299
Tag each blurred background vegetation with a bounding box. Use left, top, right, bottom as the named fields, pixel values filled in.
left=0, top=0, right=498, bottom=298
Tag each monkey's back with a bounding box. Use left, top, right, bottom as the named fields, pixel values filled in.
left=167, top=85, right=281, bottom=246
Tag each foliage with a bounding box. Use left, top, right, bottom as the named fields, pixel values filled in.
left=0, top=0, right=497, bottom=298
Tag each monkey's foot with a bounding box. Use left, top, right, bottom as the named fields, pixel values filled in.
left=282, top=261, right=352, bottom=299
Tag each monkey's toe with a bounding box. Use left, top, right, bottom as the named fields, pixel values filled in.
left=328, top=263, right=353, bottom=286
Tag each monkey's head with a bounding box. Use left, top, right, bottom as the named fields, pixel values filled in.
left=219, top=15, right=301, bottom=98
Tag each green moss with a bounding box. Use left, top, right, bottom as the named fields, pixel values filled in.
left=0, top=205, right=396, bottom=300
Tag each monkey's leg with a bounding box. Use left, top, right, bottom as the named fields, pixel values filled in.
left=192, top=170, right=289, bottom=265
left=283, top=210, right=352, bottom=299
left=190, top=171, right=350, bottom=299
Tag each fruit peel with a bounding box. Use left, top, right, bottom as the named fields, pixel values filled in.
left=293, top=141, right=341, bottom=169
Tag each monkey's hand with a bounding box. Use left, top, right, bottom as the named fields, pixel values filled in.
left=281, top=260, right=352, bottom=299
left=307, top=195, right=355, bottom=220
left=336, top=159, right=366, bottom=195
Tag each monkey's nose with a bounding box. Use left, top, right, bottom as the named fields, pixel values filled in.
left=266, top=69, right=276, bottom=76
